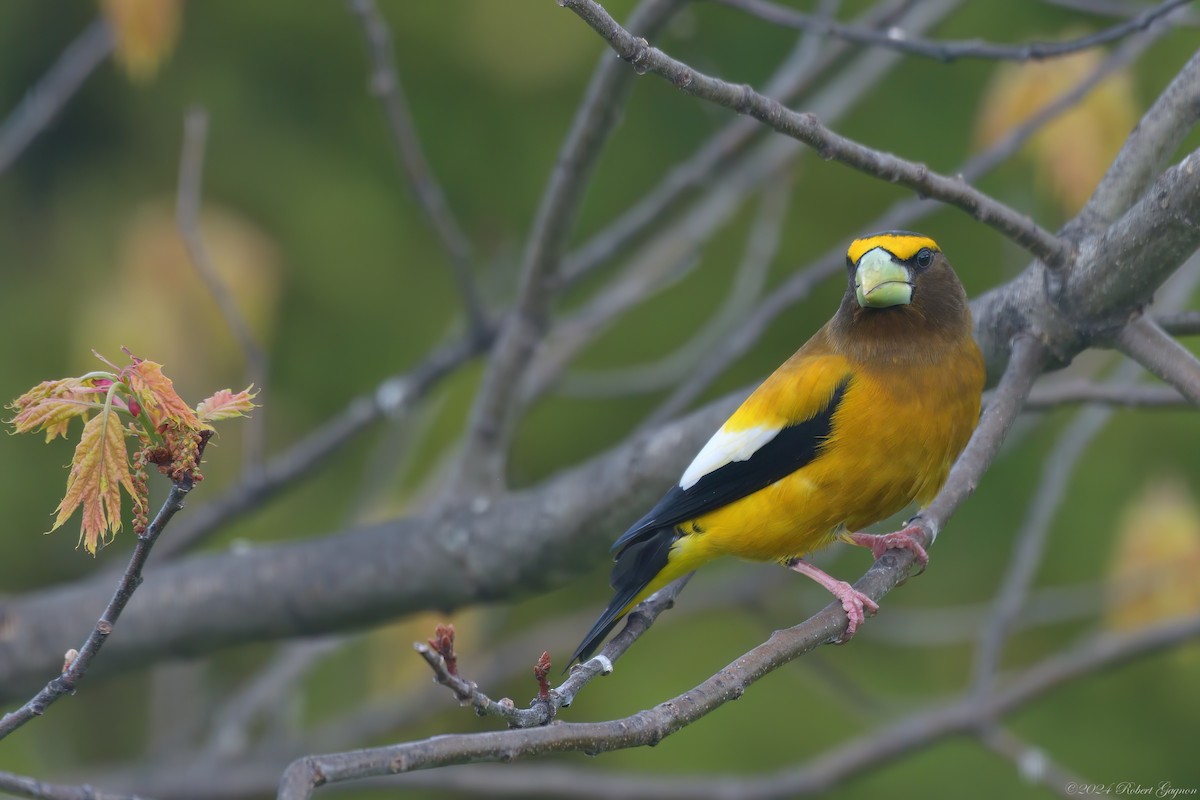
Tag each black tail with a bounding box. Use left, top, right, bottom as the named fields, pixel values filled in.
left=568, top=526, right=675, bottom=667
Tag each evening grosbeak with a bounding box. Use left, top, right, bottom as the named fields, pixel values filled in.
left=571, top=231, right=985, bottom=665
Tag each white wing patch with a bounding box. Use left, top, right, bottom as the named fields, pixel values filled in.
left=679, top=425, right=781, bottom=490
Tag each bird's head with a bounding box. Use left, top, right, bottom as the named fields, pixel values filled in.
left=833, top=231, right=973, bottom=351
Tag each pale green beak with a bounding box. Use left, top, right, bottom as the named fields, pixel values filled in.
left=854, top=248, right=913, bottom=308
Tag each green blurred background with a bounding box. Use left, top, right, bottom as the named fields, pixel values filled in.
left=1, top=1, right=1199, bottom=797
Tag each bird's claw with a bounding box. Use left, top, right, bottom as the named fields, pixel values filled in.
left=829, top=581, right=879, bottom=643
left=849, top=525, right=929, bottom=575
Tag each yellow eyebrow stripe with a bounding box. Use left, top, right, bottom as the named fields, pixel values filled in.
left=847, top=232, right=940, bottom=264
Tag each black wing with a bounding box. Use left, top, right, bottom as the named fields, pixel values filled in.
left=612, top=377, right=849, bottom=556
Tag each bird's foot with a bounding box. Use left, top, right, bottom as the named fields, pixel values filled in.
left=786, top=558, right=879, bottom=643
left=848, top=525, right=929, bottom=575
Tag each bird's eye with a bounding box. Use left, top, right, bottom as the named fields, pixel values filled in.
left=915, top=248, right=933, bottom=269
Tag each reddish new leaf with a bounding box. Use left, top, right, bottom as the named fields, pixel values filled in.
left=196, top=386, right=258, bottom=423
left=7, top=378, right=95, bottom=442
left=126, top=360, right=203, bottom=431
left=52, top=409, right=139, bottom=554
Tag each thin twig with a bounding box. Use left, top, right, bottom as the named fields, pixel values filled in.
left=1070, top=45, right=1200, bottom=233
left=450, top=0, right=686, bottom=496
left=541, top=0, right=963, bottom=414
left=559, top=0, right=915, bottom=285
left=0, top=17, right=114, bottom=176
left=1023, top=379, right=1188, bottom=409
left=0, top=479, right=194, bottom=740
left=976, top=727, right=1085, bottom=800
left=970, top=389, right=1116, bottom=695
left=559, top=0, right=1069, bottom=269
left=415, top=576, right=693, bottom=728
left=150, top=330, right=489, bottom=560
left=203, top=637, right=345, bottom=759
left=1113, top=315, right=1200, bottom=405
left=277, top=608, right=1200, bottom=798
left=346, top=0, right=486, bottom=337
left=644, top=26, right=1162, bottom=423
left=1157, top=309, right=1200, bottom=336
left=176, top=107, right=269, bottom=470
left=554, top=176, right=788, bottom=398
left=718, top=0, right=1188, bottom=62
left=0, top=770, right=148, bottom=800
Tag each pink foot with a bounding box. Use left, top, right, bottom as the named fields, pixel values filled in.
left=849, top=525, right=929, bottom=574
left=786, top=559, right=878, bottom=642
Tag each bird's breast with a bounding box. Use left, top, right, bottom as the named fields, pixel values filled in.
left=686, top=345, right=982, bottom=562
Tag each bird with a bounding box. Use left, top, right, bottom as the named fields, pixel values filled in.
left=569, top=231, right=986, bottom=666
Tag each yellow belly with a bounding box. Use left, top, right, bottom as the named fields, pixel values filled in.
left=682, top=357, right=980, bottom=565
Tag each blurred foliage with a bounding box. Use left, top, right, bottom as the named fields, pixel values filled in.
left=1, top=1, right=1199, bottom=798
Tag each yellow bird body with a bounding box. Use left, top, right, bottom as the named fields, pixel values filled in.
left=570, top=232, right=985, bottom=664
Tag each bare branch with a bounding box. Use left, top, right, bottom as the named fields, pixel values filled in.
left=448, top=0, right=686, bottom=496
left=971, top=389, right=1116, bottom=696
left=150, top=331, right=488, bottom=561
left=203, top=637, right=344, bottom=759
left=0, top=479, right=195, bottom=740
left=560, top=0, right=916, bottom=285
left=0, top=770, right=146, bottom=800
left=346, top=0, right=486, bottom=336
left=976, top=727, right=1087, bottom=799
left=718, top=0, right=1188, bottom=62
left=176, top=107, right=269, bottom=470
left=0, top=17, right=113, bottom=176
left=1114, top=315, right=1200, bottom=405
left=554, top=178, right=786, bottom=398
left=276, top=609, right=1200, bottom=799
left=1024, top=379, right=1188, bottom=409
left=1157, top=309, right=1200, bottom=336
left=559, top=0, right=1070, bottom=269
left=1071, top=45, right=1200, bottom=233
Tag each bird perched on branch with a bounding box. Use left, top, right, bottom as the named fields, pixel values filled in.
left=570, top=231, right=985, bottom=666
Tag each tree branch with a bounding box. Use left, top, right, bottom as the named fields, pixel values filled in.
left=717, top=0, right=1187, bottom=62
left=346, top=0, right=486, bottom=337
left=449, top=0, right=686, bottom=495
left=560, top=0, right=916, bottom=285
left=276, top=608, right=1200, bottom=799
left=176, top=106, right=269, bottom=470
left=1114, top=315, right=1200, bottom=405
left=0, top=770, right=146, bottom=800
left=1070, top=45, right=1200, bottom=234
left=0, top=479, right=194, bottom=739
left=0, top=17, right=113, bottom=176
left=149, top=331, right=489, bottom=561
left=1023, top=379, right=1188, bottom=409
left=558, top=0, right=1070, bottom=269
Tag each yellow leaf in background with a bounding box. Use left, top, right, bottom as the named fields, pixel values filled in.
left=974, top=42, right=1138, bottom=215
left=100, top=0, right=182, bottom=82
left=1105, top=479, right=1200, bottom=634
left=127, top=359, right=203, bottom=431
left=73, top=202, right=281, bottom=392
left=52, top=409, right=137, bottom=554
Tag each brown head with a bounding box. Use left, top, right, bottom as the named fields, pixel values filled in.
left=827, top=231, right=975, bottom=364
